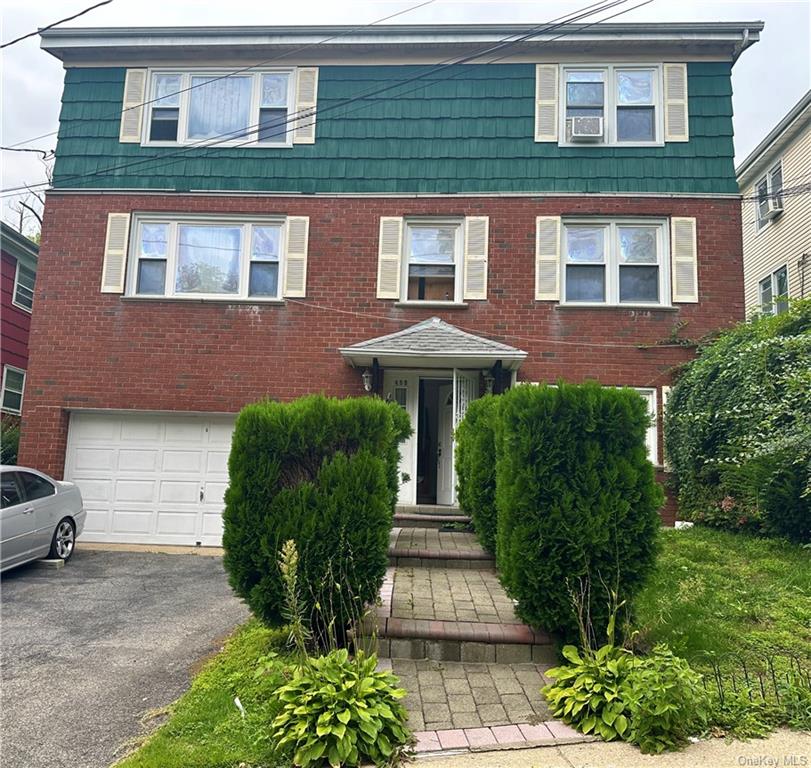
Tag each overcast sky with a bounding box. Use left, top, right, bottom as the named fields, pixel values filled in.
left=2, top=0, right=810, bottom=233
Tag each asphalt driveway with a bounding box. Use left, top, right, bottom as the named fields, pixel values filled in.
left=1, top=548, right=249, bottom=768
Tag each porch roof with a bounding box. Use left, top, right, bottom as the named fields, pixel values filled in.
left=338, top=317, right=527, bottom=370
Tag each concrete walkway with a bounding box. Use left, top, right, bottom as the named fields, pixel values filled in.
left=415, top=728, right=811, bottom=767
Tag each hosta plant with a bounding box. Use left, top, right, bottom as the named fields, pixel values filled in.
left=542, top=643, right=634, bottom=741
left=272, top=648, right=410, bottom=767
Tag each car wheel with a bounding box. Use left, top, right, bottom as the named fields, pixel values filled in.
left=49, top=518, right=76, bottom=562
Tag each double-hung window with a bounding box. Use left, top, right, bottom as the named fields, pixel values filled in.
left=146, top=70, right=293, bottom=147
left=758, top=265, right=789, bottom=315
left=12, top=261, right=35, bottom=312
left=561, top=65, right=660, bottom=145
left=1, top=366, right=25, bottom=415
left=404, top=221, right=461, bottom=302
left=756, top=161, right=784, bottom=229
left=130, top=217, right=284, bottom=300
left=563, top=220, right=668, bottom=306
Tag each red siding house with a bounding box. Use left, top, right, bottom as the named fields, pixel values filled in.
left=20, top=21, right=762, bottom=545
left=1, top=222, right=38, bottom=420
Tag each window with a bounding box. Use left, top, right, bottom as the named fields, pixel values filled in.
left=404, top=221, right=461, bottom=302
left=563, top=220, right=667, bottom=306
left=633, top=388, right=658, bottom=464
left=759, top=265, right=789, bottom=315
left=1, top=366, right=25, bottom=415
left=19, top=472, right=55, bottom=501
left=130, top=216, right=285, bottom=300
left=13, top=261, right=35, bottom=312
left=146, top=70, right=293, bottom=147
left=756, top=161, right=784, bottom=229
left=561, top=65, right=660, bottom=145
left=1, top=472, right=23, bottom=509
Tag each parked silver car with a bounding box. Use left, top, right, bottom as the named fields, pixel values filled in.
left=0, top=465, right=86, bottom=572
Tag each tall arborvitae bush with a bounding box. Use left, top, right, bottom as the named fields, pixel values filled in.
left=495, top=382, right=663, bottom=641
left=222, top=395, right=411, bottom=635
left=455, top=395, right=499, bottom=555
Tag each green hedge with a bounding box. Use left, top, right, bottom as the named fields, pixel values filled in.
left=665, top=300, right=811, bottom=543
left=454, top=395, right=499, bottom=555
left=222, top=395, right=411, bottom=633
left=495, top=382, right=663, bottom=641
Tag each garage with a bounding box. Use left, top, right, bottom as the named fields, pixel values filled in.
left=64, top=412, right=235, bottom=546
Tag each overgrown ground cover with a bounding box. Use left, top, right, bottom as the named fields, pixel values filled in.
left=633, top=526, right=811, bottom=665
left=117, top=620, right=291, bottom=768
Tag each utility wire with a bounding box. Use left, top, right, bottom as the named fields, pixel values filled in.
left=0, top=146, right=54, bottom=159
left=1, top=0, right=640, bottom=198
left=4, top=0, right=438, bottom=149
left=1, top=0, right=114, bottom=49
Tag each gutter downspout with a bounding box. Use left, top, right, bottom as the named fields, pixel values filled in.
left=733, top=27, right=750, bottom=63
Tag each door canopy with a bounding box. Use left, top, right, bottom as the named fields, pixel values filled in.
left=339, top=316, right=527, bottom=370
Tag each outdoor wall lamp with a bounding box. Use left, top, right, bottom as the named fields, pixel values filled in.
left=484, top=373, right=495, bottom=394
left=361, top=369, right=373, bottom=392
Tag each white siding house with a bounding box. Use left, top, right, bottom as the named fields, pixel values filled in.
left=737, top=90, right=811, bottom=315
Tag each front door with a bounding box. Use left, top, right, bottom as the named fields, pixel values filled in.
left=382, top=371, right=418, bottom=505
left=436, top=385, right=454, bottom=505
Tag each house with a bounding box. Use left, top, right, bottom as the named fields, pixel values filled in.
left=1, top=222, right=38, bottom=421
left=736, top=89, right=811, bottom=315
left=20, top=21, right=761, bottom=545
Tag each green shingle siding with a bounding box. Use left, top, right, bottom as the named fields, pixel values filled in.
left=52, top=62, right=737, bottom=194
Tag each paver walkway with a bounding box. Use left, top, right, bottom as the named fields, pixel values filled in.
left=380, top=507, right=588, bottom=757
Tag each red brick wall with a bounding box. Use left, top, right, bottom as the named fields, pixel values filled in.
left=20, top=192, right=744, bottom=523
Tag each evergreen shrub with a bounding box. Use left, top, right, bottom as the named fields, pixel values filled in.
left=454, top=395, right=499, bottom=554
left=495, top=382, right=663, bottom=640
left=222, top=395, right=411, bottom=632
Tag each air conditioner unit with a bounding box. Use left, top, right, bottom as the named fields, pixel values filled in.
left=765, top=196, right=784, bottom=219
left=571, top=116, right=604, bottom=141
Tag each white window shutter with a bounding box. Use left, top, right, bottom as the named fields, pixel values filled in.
left=283, top=216, right=309, bottom=297
left=535, top=64, right=559, bottom=142
left=671, top=217, right=698, bottom=303
left=463, top=216, right=489, bottom=300
left=119, top=69, right=147, bottom=143
left=664, top=64, right=689, bottom=142
left=661, top=385, right=672, bottom=471
left=100, top=213, right=131, bottom=293
left=292, top=67, right=319, bottom=145
left=376, top=217, right=403, bottom=299
left=535, top=216, right=561, bottom=300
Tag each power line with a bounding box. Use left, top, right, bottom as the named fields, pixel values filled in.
left=1, top=0, right=641, bottom=198
left=4, top=0, right=438, bottom=150
left=1, top=0, right=114, bottom=49
left=0, top=146, right=54, bottom=159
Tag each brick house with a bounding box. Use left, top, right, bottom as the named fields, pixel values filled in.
left=1, top=222, right=38, bottom=422
left=21, top=21, right=761, bottom=544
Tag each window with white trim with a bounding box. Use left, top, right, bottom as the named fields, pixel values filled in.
left=562, top=219, right=669, bottom=306
left=756, top=161, right=784, bottom=230
left=129, top=216, right=285, bottom=300
left=758, top=265, right=789, bottom=316
left=1, top=366, right=25, bottom=415
left=562, top=65, right=661, bottom=145
left=146, top=70, right=293, bottom=146
left=13, top=261, right=35, bottom=312
left=633, top=387, right=658, bottom=464
left=403, top=220, right=462, bottom=302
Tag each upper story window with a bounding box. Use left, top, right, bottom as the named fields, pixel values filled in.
left=404, top=222, right=461, bottom=302
left=130, top=216, right=285, bottom=300
left=145, top=70, right=294, bottom=147
left=759, top=265, right=789, bottom=316
left=756, top=161, right=784, bottom=230
left=13, top=261, right=35, bottom=312
left=562, top=65, right=660, bottom=145
left=562, top=219, right=668, bottom=306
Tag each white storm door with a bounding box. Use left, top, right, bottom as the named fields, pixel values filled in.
left=437, top=384, right=454, bottom=505
left=383, top=372, right=418, bottom=505
left=450, top=369, right=480, bottom=505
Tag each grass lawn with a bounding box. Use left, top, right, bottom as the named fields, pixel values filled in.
left=117, top=620, right=291, bottom=768
left=633, top=526, right=811, bottom=667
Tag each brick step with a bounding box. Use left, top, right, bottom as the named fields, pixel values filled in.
left=396, top=504, right=466, bottom=516
left=393, top=513, right=472, bottom=529
left=374, top=616, right=553, bottom=663
left=387, top=527, right=493, bottom=569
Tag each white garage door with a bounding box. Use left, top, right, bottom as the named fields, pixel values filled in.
left=65, top=412, right=236, bottom=546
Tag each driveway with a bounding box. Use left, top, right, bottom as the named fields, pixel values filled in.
left=1, top=548, right=249, bottom=768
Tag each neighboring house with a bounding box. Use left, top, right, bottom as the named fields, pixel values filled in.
left=736, top=89, right=811, bottom=315
left=21, top=21, right=761, bottom=545
left=1, top=222, right=38, bottom=421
